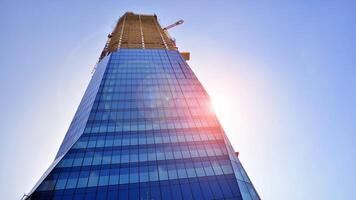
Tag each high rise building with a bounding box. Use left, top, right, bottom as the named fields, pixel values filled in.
left=26, top=12, right=260, bottom=200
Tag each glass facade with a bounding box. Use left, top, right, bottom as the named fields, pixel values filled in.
left=28, top=49, right=259, bottom=200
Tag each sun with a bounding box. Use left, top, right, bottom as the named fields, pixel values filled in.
left=210, top=93, right=233, bottom=125
left=209, top=92, right=239, bottom=146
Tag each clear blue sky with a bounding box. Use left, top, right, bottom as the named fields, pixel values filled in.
left=0, top=1, right=355, bottom=199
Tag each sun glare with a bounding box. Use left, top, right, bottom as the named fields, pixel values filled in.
left=211, top=94, right=233, bottom=127
left=210, top=92, right=239, bottom=148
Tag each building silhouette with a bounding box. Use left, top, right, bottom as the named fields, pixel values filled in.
left=26, top=12, right=260, bottom=200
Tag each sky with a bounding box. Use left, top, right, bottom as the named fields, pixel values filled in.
left=0, top=0, right=355, bottom=199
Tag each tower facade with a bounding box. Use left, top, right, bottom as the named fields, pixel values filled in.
left=27, top=12, right=260, bottom=200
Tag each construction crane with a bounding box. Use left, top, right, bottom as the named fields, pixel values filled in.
left=162, top=19, right=190, bottom=61
left=163, top=19, right=184, bottom=30
left=162, top=19, right=184, bottom=47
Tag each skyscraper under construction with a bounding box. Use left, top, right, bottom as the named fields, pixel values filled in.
left=26, top=12, right=260, bottom=200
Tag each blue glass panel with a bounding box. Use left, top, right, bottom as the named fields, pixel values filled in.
left=150, top=184, right=161, bottom=200
left=129, top=187, right=139, bottom=199
left=181, top=183, right=194, bottom=200
left=190, top=182, right=204, bottom=199
left=118, top=188, right=128, bottom=199
left=210, top=180, right=224, bottom=199
left=107, top=190, right=118, bottom=200
left=171, top=184, right=183, bottom=200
